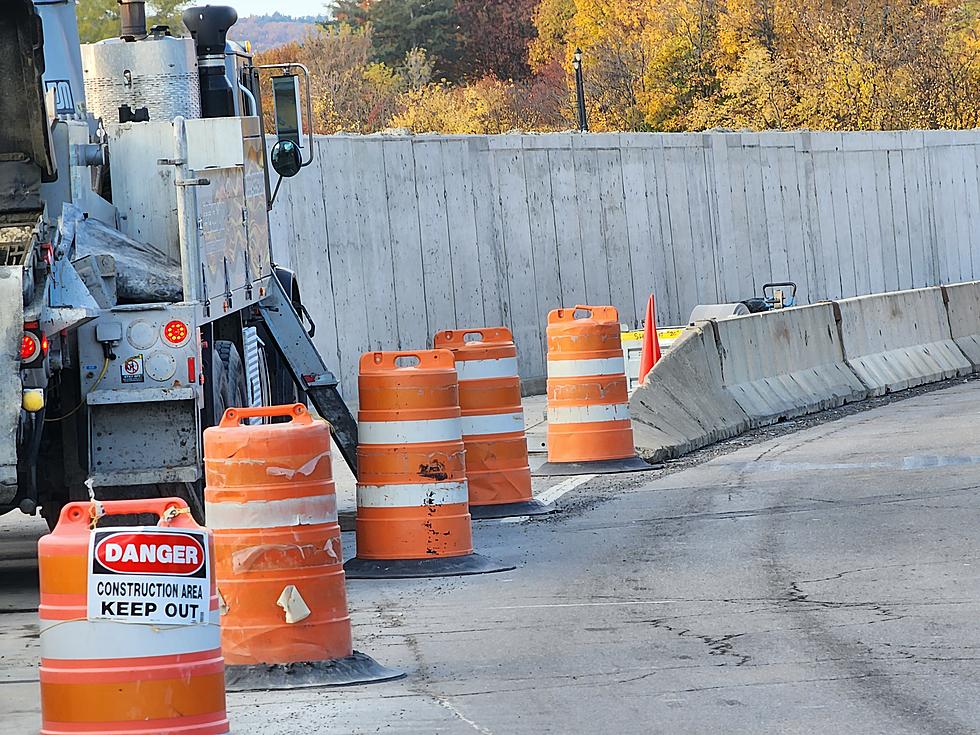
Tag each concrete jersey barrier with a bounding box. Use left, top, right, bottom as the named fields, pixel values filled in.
left=712, top=303, right=867, bottom=422
left=629, top=283, right=979, bottom=462
left=629, top=324, right=750, bottom=461
left=942, top=281, right=980, bottom=369
left=835, top=287, right=971, bottom=396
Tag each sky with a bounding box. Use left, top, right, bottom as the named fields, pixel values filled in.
left=230, top=0, right=327, bottom=17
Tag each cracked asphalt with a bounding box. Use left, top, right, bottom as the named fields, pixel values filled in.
left=3, top=380, right=980, bottom=733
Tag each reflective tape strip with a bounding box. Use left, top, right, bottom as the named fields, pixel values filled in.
left=460, top=411, right=525, bottom=436
left=204, top=494, right=338, bottom=530
left=357, top=481, right=469, bottom=508
left=548, top=403, right=630, bottom=425
left=547, top=356, right=626, bottom=378
left=359, top=417, right=462, bottom=445
left=455, top=356, right=519, bottom=381
left=40, top=613, right=220, bottom=660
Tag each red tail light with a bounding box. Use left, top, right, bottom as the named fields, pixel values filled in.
left=21, top=333, right=39, bottom=362
left=163, top=320, right=189, bottom=346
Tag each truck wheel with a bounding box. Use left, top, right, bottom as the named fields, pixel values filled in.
left=256, top=323, right=301, bottom=415
left=212, top=340, right=247, bottom=420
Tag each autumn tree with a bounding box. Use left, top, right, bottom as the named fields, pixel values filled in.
left=256, top=26, right=402, bottom=133
left=326, top=0, right=462, bottom=79
left=454, top=0, right=539, bottom=80
left=528, top=0, right=575, bottom=71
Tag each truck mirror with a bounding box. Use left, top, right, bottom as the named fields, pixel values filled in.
left=271, top=74, right=303, bottom=146
left=270, top=140, right=301, bottom=178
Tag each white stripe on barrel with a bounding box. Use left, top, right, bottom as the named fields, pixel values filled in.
left=359, top=417, right=463, bottom=445
left=548, top=403, right=630, bottom=425
left=460, top=411, right=525, bottom=437
left=547, top=356, right=626, bottom=378
left=40, top=613, right=221, bottom=660
left=357, top=481, right=469, bottom=508
left=455, top=356, right=519, bottom=381
left=204, top=494, right=338, bottom=530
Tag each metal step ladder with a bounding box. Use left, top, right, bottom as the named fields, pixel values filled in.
left=257, top=274, right=358, bottom=474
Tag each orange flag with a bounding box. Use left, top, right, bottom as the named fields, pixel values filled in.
left=638, top=294, right=661, bottom=384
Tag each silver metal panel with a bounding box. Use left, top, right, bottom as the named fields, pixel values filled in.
left=186, top=117, right=245, bottom=170
left=86, top=386, right=197, bottom=405
left=77, top=304, right=201, bottom=397
left=0, top=266, right=22, bottom=494
left=88, top=398, right=200, bottom=486
left=81, top=36, right=200, bottom=123
left=105, top=121, right=180, bottom=262
left=35, top=0, right=87, bottom=119
left=107, top=118, right=275, bottom=323
left=243, top=136, right=271, bottom=281
left=197, top=167, right=247, bottom=307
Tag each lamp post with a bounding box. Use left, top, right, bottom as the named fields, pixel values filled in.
left=572, top=47, right=588, bottom=132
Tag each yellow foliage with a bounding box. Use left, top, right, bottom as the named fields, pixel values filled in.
left=392, top=78, right=517, bottom=134
left=528, top=0, right=980, bottom=132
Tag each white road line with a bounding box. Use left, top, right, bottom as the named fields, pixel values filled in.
left=535, top=473, right=596, bottom=506
left=435, top=696, right=495, bottom=734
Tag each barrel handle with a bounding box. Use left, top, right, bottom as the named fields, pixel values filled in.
left=434, top=327, right=512, bottom=348
left=219, top=403, right=312, bottom=427
left=360, top=350, right=455, bottom=372
left=57, top=497, right=198, bottom=530
left=549, top=305, right=620, bottom=323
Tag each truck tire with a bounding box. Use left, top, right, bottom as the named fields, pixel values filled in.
left=212, top=340, right=247, bottom=420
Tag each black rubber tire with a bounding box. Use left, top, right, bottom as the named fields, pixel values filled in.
left=256, top=323, right=302, bottom=419
left=213, top=340, right=248, bottom=419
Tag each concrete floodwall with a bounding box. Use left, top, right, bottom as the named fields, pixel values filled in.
left=836, top=287, right=971, bottom=396
left=631, top=283, right=978, bottom=460
left=272, top=131, right=980, bottom=401
left=713, top=303, right=867, bottom=422
left=942, top=281, right=980, bottom=368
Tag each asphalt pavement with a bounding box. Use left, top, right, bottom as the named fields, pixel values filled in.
left=2, top=381, right=979, bottom=734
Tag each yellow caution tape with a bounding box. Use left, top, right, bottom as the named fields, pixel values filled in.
left=621, top=327, right=685, bottom=344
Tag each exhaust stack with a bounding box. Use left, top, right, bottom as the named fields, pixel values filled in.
left=182, top=5, right=238, bottom=118
left=118, top=0, right=147, bottom=39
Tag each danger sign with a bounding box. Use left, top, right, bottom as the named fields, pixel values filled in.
left=88, top=527, right=210, bottom=626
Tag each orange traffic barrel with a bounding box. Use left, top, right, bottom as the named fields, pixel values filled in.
left=203, top=403, right=401, bottom=690
left=538, top=305, right=652, bottom=476
left=433, top=327, right=552, bottom=519
left=38, top=497, right=229, bottom=735
left=344, top=350, right=513, bottom=578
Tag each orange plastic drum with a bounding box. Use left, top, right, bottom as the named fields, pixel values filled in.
left=202, top=404, right=400, bottom=691
left=38, top=498, right=228, bottom=735
left=544, top=305, right=641, bottom=470
left=204, top=404, right=351, bottom=667
left=345, top=351, right=512, bottom=579
left=433, top=327, right=550, bottom=519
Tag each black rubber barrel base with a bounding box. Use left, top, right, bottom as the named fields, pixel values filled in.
left=532, top=455, right=661, bottom=477
left=470, top=498, right=555, bottom=520
left=344, top=552, right=515, bottom=580
left=225, top=651, right=404, bottom=692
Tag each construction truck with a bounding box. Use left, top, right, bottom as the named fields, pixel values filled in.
left=0, top=0, right=357, bottom=528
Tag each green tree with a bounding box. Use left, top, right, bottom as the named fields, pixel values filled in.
left=76, top=1, right=189, bottom=44
left=327, top=0, right=461, bottom=79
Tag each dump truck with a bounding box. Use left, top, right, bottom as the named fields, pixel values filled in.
left=0, top=0, right=358, bottom=528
